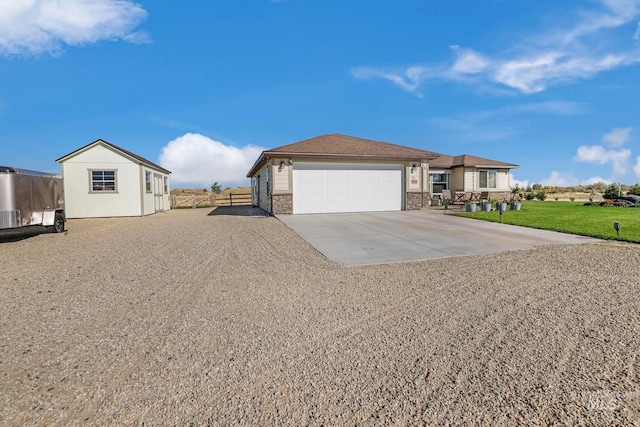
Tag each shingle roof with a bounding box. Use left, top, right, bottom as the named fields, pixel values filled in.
left=56, top=139, right=171, bottom=174
left=247, top=133, right=438, bottom=177
left=430, top=153, right=518, bottom=169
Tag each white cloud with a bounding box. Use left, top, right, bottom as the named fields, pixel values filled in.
left=509, top=173, right=529, bottom=189
left=540, top=171, right=579, bottom=187
left=575, top=144, right=632, bottom=175
left=159, top=133, right=265, bottom=187
left=0, top=0, right=149, bottom=56
left=450, top=46, right=489, bottom=74
left=635, top=21, right=640, bottom=39
left=539, top=171, right=610, bottom=187
left=602, top=126, right=632, bottom=147
left=634, top=156, right=640, bottom=177
left=351, top=66, right=434, bottom=96
left=353, top=0, right=640, bottom=94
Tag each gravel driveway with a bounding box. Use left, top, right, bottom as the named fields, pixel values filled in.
left=1, top=209, right=639, bottom=425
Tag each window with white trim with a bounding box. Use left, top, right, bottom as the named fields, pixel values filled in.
left=163, top=176, right=168, bottom=194
left=90, top=170, right=117, bottom=192
left=145, top=171, right=152, bottom=192
left=479, top=170, right=497, bottom=189
left=430, top=173, right=449, bottom=193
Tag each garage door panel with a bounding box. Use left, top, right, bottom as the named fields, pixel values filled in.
left=293, top=164, right=402, bottom=214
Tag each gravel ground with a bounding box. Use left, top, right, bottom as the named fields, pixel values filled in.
left=1, top=208, right=639, bottom=426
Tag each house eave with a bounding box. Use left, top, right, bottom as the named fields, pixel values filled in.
left=247, top=151, right=435, bottom=177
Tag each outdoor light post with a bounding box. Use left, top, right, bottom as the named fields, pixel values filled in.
left=614, top=222, right=621, bottom=239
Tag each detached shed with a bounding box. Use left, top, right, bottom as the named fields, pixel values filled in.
left=56, top=139, right=171, bottom=219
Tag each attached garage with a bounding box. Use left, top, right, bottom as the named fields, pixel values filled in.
left=293, top=163, right=403, bottom=214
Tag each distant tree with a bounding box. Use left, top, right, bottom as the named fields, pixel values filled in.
left=535, top=191, right=547, bottom=201
left=589, top=181, right=607, bottom=193
left=532, top=183, right=542, bottom=191
left=211, top=182, right=222, bottom=194
left=627, top=184, right=640, bottom=196
left=603, top=183, right=621, bottom=199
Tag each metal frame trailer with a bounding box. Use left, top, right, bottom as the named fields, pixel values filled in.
left=0, top=166, right=66, bottom=233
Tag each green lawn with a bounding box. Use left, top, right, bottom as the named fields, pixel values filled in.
left=452, top=201, right=640, bottom=242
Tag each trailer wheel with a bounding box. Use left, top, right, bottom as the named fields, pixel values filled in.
left=53, top=213, right=65, bottom=233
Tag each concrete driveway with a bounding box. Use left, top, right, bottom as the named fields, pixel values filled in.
left=277, top=210, right=598, bottom=265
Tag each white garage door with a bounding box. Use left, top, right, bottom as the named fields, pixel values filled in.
left=293, top=163, right=403, bottom=214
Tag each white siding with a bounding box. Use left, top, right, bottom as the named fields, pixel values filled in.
left=254, top=164, right=270, bottom=212
left=61, top=144, right=170, bottom=218
left=497, top=170, right=510, bottom=190
left=273, top=162, right=290, bottom=193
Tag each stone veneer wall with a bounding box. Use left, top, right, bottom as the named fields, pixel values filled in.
left=406, top=192, right=428, bottom=210
left=271, top=194, right=293, bottom=214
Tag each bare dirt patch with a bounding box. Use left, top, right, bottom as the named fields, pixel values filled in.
left=1, top=209, right=639, bottom=425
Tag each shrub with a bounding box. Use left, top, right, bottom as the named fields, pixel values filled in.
left=603, top=183, right=621, bottom=200
left=536, top=192, right=547, bottom=201
left=600, top=199, right=614, bottom=206
left=526, top=192, right=536, bottom=200
left=570, top=197, right=575, bottom=202
left=628, top=184, right=640, bottom=196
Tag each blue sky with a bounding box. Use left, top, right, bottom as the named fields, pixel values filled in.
left=1, top=0, right=639, bottom=189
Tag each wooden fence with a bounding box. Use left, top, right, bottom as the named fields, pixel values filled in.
left=170, top=193, right=253, bottom=209
left=214, top=193, right=252, bottom=207
left=170, top=194, right=215, bottom=209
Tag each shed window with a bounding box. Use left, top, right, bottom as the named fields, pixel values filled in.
left=163, top=176, right=168, bottom=194
left=145, top=171, right=152, bottom=192
left=479, top=170, right=497, bottom=189
left=90, top=170, right=117, bottom=192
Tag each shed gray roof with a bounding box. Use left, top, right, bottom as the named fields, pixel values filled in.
left=56, top=139, right=171, bottom=174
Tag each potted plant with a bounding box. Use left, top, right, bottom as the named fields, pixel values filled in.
left=495, top=197, right=507, bottom=212
left=510, top=194, right=522, bottom=211
left=481, top=197, right=492, bottom=211
left=465, top=201, right=477, bottom=212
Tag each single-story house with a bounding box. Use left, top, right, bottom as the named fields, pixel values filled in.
left=246, top=133, right=518, bottom=215
left=56, top=139, right=171, bottom=218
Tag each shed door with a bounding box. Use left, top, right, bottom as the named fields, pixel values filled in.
left=292, top=163, right=402, bottom=214
left=154, top=174, right=164, bottom=212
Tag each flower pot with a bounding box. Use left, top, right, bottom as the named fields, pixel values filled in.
left=497, top=202, right=507, bottom=212
left=510, top=202, right=521, bottom=211
left=482, top=203, right=492, bottom=211
left=466, top=203, right=477, bottom=212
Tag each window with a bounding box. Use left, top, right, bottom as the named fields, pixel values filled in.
left=90, top=170, right=117, bottom=192
left=145, top=171, right=151, bottom=192
left=479, top=170, right=497, bottom=189
left=163, top=176, right=168, bottom=194
left=430, top=173, right=449, bottom=193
